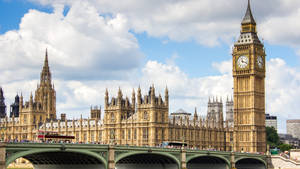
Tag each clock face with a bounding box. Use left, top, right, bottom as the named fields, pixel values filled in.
left=257, top=56, right=263, bottom=68
left=237, top=55, right=249, bottom=69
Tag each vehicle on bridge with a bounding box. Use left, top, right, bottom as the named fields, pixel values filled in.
left=37, top=130, right=74, bottom=143
left=162, top=141, right=187, bottom=148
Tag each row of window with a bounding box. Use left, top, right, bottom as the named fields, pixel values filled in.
left=110, top=111, right=166, bottom=122
left=22, top=114, right=43, bottom=124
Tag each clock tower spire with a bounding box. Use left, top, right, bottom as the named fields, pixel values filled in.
left=232, top=0, right=266, bottom=153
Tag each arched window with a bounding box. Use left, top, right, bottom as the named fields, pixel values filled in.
left=33, top=115, right=36, bottom=124
left=122, top=130, right=125, bottom=139
left=155, top=112, right=158, bottom=122
left=128, top=129, right=131, bottom=139
left=110, top=129, right=115, bottom=139
left=91, top=132, right=95, bottom=142
left=134, top=129, right=137, bottom=139
left=99, top=131, right=102, bottom=141
left=111, top=113, right=115, bottom=122
left=143, top=128, right=148, bottom=139
left=144, top=111, right=148, bottom=120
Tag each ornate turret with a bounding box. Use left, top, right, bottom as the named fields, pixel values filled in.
left=34, top=49, right=56, bottom=120
left=29, top=92, right=33, bottom=109
left=40, top=49, right=52, bottom=87
left=150, top=85, right=155, bottom=105
left=117, top=87, right=123, bottom=106
left=132, top=89, right=135, bottom=110
left=105, top=88, right=109, bottom=108
left=165, top=86, right=169, bottom=106
left=19, top=93, right=23, bottom=111
left=226, top=95, right=234, bottom=127
left=137, top=86, right=141, bottom=105
left=194, top=107, right=198, bottom=119
left=194, top=107, right=198, bottom=124
left=0, top=87, right=6, bottom=118
left=10, top=94, right=20, bottom=117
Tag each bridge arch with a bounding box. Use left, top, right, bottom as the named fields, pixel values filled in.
left=115, top=151, right=180, bottom=169
left=6, top=148, right=107, bottom=168
left=235, top=157, right=266, bottom=169
left=186, top=154, right=231, bottom=169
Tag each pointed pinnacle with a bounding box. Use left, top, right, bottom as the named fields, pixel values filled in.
left=242, top=0, right=256, bottom=25
left=44, top=48, right=49, bottom=67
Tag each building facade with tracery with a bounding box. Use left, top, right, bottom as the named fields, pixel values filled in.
left=0, top=0, right=265, bottom=153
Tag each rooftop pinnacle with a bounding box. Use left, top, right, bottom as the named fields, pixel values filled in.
left=40, top=48, right=52, bottom=85
left=242, top=0, right=256, bottom=25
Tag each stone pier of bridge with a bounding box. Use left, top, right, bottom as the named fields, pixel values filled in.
left=0, top=143, right=5, bottom=169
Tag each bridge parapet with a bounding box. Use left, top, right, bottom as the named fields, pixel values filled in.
left=2, top=143, right=270, bottom=169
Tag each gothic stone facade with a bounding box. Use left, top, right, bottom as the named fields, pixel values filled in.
left=0, top=0, right=265, bottom=153
left=0, top=51, right=233, bottom=150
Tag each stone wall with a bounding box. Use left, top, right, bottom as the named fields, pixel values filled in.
left=271, top=155, right=300, bottom=169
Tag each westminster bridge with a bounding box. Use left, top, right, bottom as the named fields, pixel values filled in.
left=0, top=143, right=272, bottom=169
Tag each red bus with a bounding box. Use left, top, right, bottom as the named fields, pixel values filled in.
left=37, top=130, right=75, bottom=143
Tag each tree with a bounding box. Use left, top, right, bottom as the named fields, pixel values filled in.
left=266, top=126, right=280, bottom=148
left=278, top=144, right=292, bottom=152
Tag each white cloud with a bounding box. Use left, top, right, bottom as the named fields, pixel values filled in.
left=0, top=1, right=143, bottom=84
left=212, top=60, right=232, bottom=75
left=29, top=0, right=300, bottom=50
left=266, top=58, right=300, bottom=133
left=260, top=8, right=300, bottom=48
left=140, top=60, right=233, bottom=114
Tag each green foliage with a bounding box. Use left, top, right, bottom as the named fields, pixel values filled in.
left=266, top=126, right=280, bottom=148
left=278, top=144, right=292, bottom=152
left=266, top=126, right=294, bottom=152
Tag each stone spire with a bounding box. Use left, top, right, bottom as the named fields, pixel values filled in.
left=118, top=87, right=122, bottom=98
left=132, top=88, right=136, bottom=108
left=40, top=48, right=52, bottom=86
left=29, top=92, right=33, bottom=109
left=242, top=0, right=256, bottom=25
left=137, top=86, right=141, bottom=105
left=0, top=87, right=4, bottom=103
left=105, top=88, right=109, bottom=107
left=0, top=87, right=6, bottom=118
left=194, top=107, right=198, bottom=119
left=165, top=86, right=169, bottom=106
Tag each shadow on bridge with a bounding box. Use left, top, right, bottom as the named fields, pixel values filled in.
left=235, top=158, right=266, bottom=169
left=7, top=151, right=106, bottom=169
left=187, top=155, right=230, bottom=169
left=115, top=153, right=179, bottom=169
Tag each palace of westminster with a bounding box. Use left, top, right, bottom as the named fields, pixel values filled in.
left=0, top=1, right=266, bottom=153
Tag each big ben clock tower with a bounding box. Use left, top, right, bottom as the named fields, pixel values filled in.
left=232, top=0, right=266, bottom=153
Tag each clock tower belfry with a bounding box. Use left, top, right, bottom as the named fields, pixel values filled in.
left=232, top=0, right=266, bottom=153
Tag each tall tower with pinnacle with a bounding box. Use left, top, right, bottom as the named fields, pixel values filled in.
left=232, top=0, right=266, bottom=153
left=0, top=87, right=6, bottom=118
left=34, top=49, right=56, bottom=120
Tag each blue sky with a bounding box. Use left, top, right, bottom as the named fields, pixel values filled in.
left=1, top=0, right=300, bottom=134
